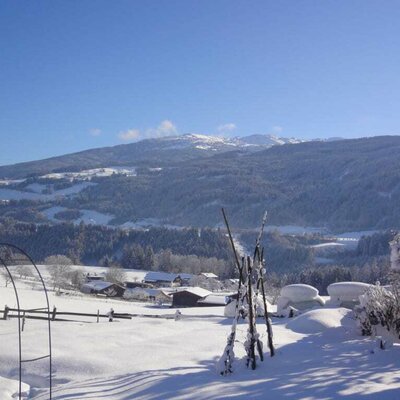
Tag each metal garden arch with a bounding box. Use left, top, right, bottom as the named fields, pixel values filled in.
left=0, top=243, right=52, bottom=399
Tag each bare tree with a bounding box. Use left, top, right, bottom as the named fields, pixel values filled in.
left=105, top=266, right=127, bottom=285
left=16, top=265, right=34, bottom=279
left=44, top=255, right=73, bottom=266
left=1, top=269, right=13, bottom=287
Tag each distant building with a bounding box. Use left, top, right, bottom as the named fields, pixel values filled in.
left=81, top=281, right=125, bottom=297
left=179, top=273, right=193, bottom=285
left=144, top=272, right=182, bottom=287
left=171, top=287, right=212, bottom=307
left=85, top=273, right=105, bottom=282
left=125, top=281, right=153, bottom=289
left=200, top=272, right=218, bottom=279
left=123, top=287, right=172, bottom=304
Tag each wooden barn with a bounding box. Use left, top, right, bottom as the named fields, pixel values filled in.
left=171, top=287, right=211, bottom=307
left=81, top=281, right=125, bottom=297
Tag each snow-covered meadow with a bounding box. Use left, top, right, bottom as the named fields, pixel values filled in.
left=1, top=276, right=400, bottom=400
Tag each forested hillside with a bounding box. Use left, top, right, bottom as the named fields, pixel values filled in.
left=0, top=221, right=231, bottom=266
left=1, top=136, right=400, bottom=232
left=68, top=136, right=400, bottom=231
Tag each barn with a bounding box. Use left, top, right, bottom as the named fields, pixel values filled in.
left=171, top=287, right=211, bottom=307
left=81, top=281, right=125, bottom=297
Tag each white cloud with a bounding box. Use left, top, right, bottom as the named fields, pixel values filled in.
left=217, top=123, right=237, bottom=133
left=146, top=120, right=177, bottom=138
left=89, top=128, right=102, bottom=137
left=117, top=120, right=178, bottom=142
left=118, top=129, right=141, bottom=141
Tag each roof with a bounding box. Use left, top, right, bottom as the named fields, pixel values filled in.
left=201, top=272, right=218, bottom=278
left=144, top=288, right=172, bottom=297
left=197, top=294, right=229, bottom=305
left=81, top=281, right=115, bottom=291
left=172, top=287, right=211, bottom=298
left=144, top=272, right=179, bottom=282
left=179, top=273, right=193, bottom=280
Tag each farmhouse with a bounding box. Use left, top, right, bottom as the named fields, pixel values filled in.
left=125, top=281, right=153, bottom=289
left=144, top=272, right=182, bottom=287
left=81, top=281, right=125, bottom=297
left=171, top=287, right=211, bottom=307
left=85, top=273, right=105, bottom=282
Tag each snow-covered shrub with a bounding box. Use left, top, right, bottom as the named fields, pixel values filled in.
left=355, top=283, right=400, bottom=341
left=277, top=284, right=325, bottom=315
left=327, top=281, right=371, bottom=309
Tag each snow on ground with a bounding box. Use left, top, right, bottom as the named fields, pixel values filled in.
left=41, top=207, right=114, bottom=226
left=74, top=209, right=114, bottom=225
left=41, top=167, right=136, bottom=180
left=0, top=182, right=95, bottom=201
left=0, top=376, right=30, bottom=399
left=1, top=282, right=400, bottom=399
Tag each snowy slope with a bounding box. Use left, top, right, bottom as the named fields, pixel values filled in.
left=1, top=279, right=400, bottom=399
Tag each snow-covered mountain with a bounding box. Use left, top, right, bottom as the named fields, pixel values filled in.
left=154, top=133, right=304, bottom=151
left=0, top=132, right=305, bottom=179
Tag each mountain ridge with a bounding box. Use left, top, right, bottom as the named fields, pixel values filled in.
left=0, top=133, right=305, bottom=179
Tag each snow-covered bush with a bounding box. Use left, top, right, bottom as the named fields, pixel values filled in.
left=277, top=284, right=325, bottom=315
left=355, top=282, right=400, bottom=341
left=327, top=281, right=371, bottom=308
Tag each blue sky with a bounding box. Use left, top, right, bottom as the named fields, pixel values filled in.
left=1, top=0, right=400, bottom=165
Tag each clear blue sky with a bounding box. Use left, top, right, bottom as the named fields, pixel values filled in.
left=1, top=0, right=400, bottom=165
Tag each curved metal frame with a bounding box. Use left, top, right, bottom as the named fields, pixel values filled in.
left=0, top=243, right=52, bottom=399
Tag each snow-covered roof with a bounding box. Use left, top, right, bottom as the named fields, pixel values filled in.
left=197, top=294, right=229, bottom=305
left=179, top=273, right=193, bottom=280
left=142, top=288, right=171, bottom=297
left=201, top=272, right=218, bottom=279
left=81, top=281, right=115, bottom=291
left=173, top=287, right=211, bottom=298
left=144, top=272, right=179, bottom=282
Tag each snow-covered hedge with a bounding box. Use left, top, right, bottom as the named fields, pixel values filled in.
left=277, top=284, right=325, bottom=315
left=328, top=282, right=371, bottom=303
left=281, top=284, right=319, bottom=302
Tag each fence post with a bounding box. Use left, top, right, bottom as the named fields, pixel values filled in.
left=22, top=312, right=26, bottom=332
left=97, top=310, right=100, bottom=323
left=3, top=305, right=9, bottom=320
left=52, top=306, right=57, bottom=321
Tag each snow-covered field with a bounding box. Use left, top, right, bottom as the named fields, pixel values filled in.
left=1, top=281, right=400, bottom=399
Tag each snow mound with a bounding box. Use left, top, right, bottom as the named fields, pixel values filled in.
left=287, top=308, right=352, bottom=334
left=281, top=284, right=319, bottom=302
left=0, top=376, right=30, bottom=399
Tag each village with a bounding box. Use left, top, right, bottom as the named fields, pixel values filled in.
left=81, top=270, right=236, bottom=308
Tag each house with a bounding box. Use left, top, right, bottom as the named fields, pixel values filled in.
left=171, top=287, right=211, bottom=307
left=200, top=272, right=218, bottom=279
left=125, top=281, right=154, bottom=289
left=178, top=273, right=193, bottom=285
left=143, top=272, right=182, bottom=287
left=123, top=287, right=172, bottom=304
left=81, top=281, right=125, bottom=297
left=85, top=273, right=105, bottom=282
